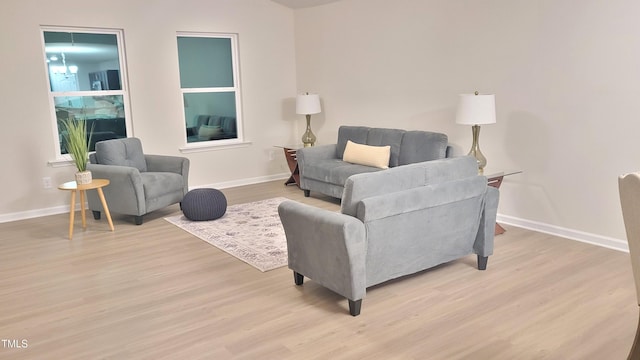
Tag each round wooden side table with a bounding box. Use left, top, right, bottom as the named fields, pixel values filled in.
left=58, top=179, right=114, bottom=239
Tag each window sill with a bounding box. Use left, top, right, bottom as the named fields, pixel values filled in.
left=179, top=140, right=252, bottom=153
left=48, top=157, right=75, bottom=168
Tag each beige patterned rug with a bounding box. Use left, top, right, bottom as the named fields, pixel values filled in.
left=165, top=197, right=289, bottom=272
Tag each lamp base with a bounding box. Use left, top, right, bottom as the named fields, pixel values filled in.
left=301, top=114, right=316, bottom=147
left=467, top=124, right=487, bottom=174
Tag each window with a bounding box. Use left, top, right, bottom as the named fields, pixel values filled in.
left=177, top=33, right=243, bottom=147
left=41, top=27, right=131, bottom=159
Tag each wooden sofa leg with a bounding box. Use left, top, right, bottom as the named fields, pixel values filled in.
left=478, top=255, right=488, bottom=270
left=134, top=215, right=144, bottom=225
left=294, top=271, right=304, bottom=285
left=349, top=299, right=362, bottom=316
left=303, top=190, right=310, bottom=197
left=92, top=211, right=101, bottom=220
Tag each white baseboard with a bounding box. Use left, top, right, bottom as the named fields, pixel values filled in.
left=497, top=214, right=629, bottom=253
left=190, top=173, right=290, bottom=190
left=0, top=173, right=290, bottom=224
left=1, top=174, right=629, bottom=255
left=0, top=205, right=69, bottom=223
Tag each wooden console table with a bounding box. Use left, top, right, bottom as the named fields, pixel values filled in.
left=58, top=179, right=114, bottom=239
left=276, top=145, right=303, bottom=187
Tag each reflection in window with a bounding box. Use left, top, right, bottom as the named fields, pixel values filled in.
left=177, top=33, right=242, bottom=144
left=42, top=28, right=130, bottom=156
left=55, top=95, right=126, bottom=152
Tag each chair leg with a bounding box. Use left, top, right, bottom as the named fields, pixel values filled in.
left=134, top=215, right=143, bottom=225
left=478, top=255, right=488, bottom=270
left=303, top=190, right=310, bottom=197
left=92, top=211, right=101, bottom=220
left=293, top=271, right=304, bottom=285
left=349, top=299, right=362, bottom=316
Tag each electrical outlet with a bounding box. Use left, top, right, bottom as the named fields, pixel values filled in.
left=43, top=177, right=52, bottom=189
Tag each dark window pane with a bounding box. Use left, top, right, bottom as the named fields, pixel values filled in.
left=177, top=37, right=234, bottom=88
left=184, top=92, right=237, bottom=143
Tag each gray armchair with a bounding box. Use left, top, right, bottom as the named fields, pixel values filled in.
left=278, top=156, right=499, bottom=316
left=86, top=137, right=189, bottom=225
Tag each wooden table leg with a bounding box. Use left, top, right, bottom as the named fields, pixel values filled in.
left=283, top=148, right=300, bottom=187
left=488, top=175, right=506, bottom=236
left=68, top=190, right=76, bottom=240
left=80, top=190, right=87, bottom=229
left=96, top=188, right=114, bottom=232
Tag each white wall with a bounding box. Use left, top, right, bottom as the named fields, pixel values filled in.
left=294, top=0, right=640, bottom=244
left=0, top=0, right=297, bottom=220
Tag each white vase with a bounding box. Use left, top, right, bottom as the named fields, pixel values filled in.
left=75, top=171, right=92, bottom=185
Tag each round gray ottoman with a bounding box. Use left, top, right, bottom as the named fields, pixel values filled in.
left=182, top=188, right=227, bottom=221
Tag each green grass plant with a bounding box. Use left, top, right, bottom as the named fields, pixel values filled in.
left=60, top=118, right=93, bottom=172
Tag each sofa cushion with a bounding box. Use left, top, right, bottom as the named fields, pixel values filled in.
left=95, top=137, right=147, bottom=172
left=336, top=126, right=370, bottom=158
left=398, top=131, right=449, bottom=166
left=366, top=128, right=405, bottom=167
left=343, top=141, right=391, bottom=169
left=303, top=158, right=382, bottom=186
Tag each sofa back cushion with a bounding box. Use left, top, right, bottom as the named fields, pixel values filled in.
left=341, top=156, right=478, bottom=217
left=398, top=131, right=448, bottom=165
left=95, top=137, right=147, bottom=172
left=366, top=128, right=405, bottom=167
left=336, top=126, right=370, bottom=159
left=207, top=115, right=237, bottom=136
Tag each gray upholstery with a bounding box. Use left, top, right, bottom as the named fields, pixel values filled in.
left=87, top=137, right=190, bottom=225
left=278, top=156, right=499, bottom=316
left=95, top=137, right=147, bottom=172
left=298, top=126, right=449, bottom=199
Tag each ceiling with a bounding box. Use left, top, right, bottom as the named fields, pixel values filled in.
left=270, top=0, right=342, bottom=9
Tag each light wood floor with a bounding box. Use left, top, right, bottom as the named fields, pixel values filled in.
left=0, top=180, right=637, bottom=359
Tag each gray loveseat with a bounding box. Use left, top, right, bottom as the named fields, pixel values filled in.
left=298, top=125, right=449, bottom=199
left=278, top=156, right=499, bottom=316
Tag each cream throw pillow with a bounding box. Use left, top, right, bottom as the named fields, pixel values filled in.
left=343, top=140, right=391, bottom=169
left=198, top=125, right=222, bottom=140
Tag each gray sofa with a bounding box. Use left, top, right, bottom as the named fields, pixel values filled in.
left=86, top=138, right=190, bottom=225
left=298, top=125, right=449, bottom=199
left=278, top=156, right=499, bottom=316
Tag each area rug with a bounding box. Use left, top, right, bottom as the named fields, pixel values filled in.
left=164, top=197, right=289, bottom=272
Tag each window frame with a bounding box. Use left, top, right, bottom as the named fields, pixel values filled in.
left=41, top=26, right=132, bottom=164
left=176, top=32, right=246, bottom=152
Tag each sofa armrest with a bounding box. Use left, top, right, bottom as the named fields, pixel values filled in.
left=86, top=163, right=146, bottom=215
left=297, top=144, right=337, bottom=168
left=145, top=155, right=190, bottom=195
left=278, top=200, right=367, bottom=301
left=145, top=155, right=188, bottom=174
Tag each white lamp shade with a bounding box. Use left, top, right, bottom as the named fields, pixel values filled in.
left=296, top=93, right=321, bottom=115
left=455, top=93, right=496, bottom=125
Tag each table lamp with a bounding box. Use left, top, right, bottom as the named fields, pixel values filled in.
left=455, top=91, right=496, bottom=173
left=296, top=93, right=321, bottom=147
